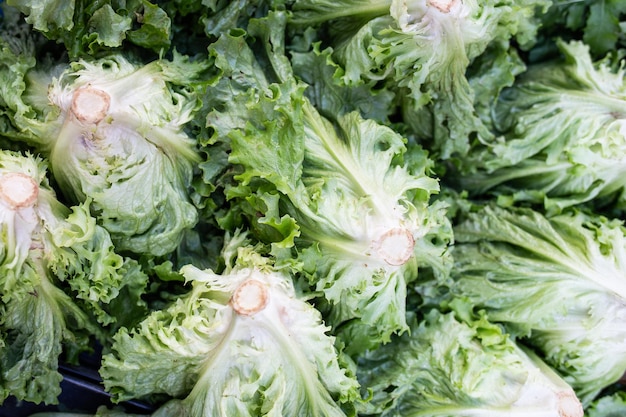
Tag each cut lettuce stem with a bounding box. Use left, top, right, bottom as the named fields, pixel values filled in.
left=70, top=86, right=111, bottom=125
left=371, top=226, right=415, bottom=266
left=229, top=278, right=270, bottom=316
left=0, top=172, right=39, bottom=209
left=559, top=393, right=585, bottom=417
left=518, top=347, right=584, bottom=417
left=429, top=0, right=458, bottom=13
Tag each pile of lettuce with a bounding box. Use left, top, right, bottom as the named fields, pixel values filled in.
left=0, top=0, right=625, bottom=416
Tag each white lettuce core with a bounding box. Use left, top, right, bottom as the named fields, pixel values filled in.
left=511, top=372, right=583, bottom=417
left=428, top=0, right=457, bottom=13
left=71, top=86, right=111, bottom=124
left=558, top=391, right=584, bottom=417
left=0, top=172, right=39, bottom=209
left=231, top=279, right=269, bottom=316
left=373, top=227, right=415, bottom=266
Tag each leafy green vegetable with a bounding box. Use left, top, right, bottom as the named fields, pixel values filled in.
left=586, top=391, right=626, bottom=417
left=289, top=40, right=397, bottom=125
left=288, top=0, right=551, bottom=159
left=5, top=0, right=171, bottom=58
left=0, top=150, right=141, bottom=405
left=280, top=107, right=451, bottom=353
left=200, top=12, right=452, bottom=354
left=100, top=232, right=360, bottom=416
left=443, top=202, right=626, bottom=404
left=0, top=47, right=209, bottom=256
left=201, top=0, right=287, bottom=37
left=1, top=1, right=624, bottom=415
left=0, top=2, right=47, bottom=147
left=355, top=309, right=583, bottom=416
left=458, top=39, right=626, bottom=214
left=539, top=0, right=626, bottom=58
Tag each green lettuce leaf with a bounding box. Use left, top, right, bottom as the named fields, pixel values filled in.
left=289, top=39, right=397, bottom=124
left=201, top=0, right=287, bottom=37
left=0, top=4, right=50, bottom=148
left=458, top=39, right=626, bottom=214
left=3, top=52, right=209, bottom=257
left=356, top=309, right=583, bottom=416
left=5, top=0, right=171, bottom=58
left=0, top=150, right=140, bottom=405
left=538, top=0, right=626, bottom=58
left=100, top=234, right=360, bottom=416
left=586, top=391, right=626, bottom=417
left=446, top=203, right=626, bottom=404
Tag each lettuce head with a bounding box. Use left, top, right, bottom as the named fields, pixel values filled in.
left=0, top=48, right=207, bottom=257
left=100, top=233, right=360, bottom=416
left=459, top=40, right=626, bottom=214
left=356, top=309, right=583, bottom=417
left=289, top=0, right=551, bottom=159
left=445, top=202, right=626, bottom=404
left=0, top=149, right=143, bottom=405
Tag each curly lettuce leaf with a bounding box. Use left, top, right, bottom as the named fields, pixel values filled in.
left=586, top=391, right=626, bottom=417
left=1, top=275, right=96, bottom=406
left=447, top=203, right=626, bottom=404
left=100, top=238, right=360, bottom=416
left=12, top=53, right=208, bottom=257
left=356, top=309, right=583, bottom=417
left=201, top=0, right=287, bottom=37
left=289, top=39, right=397, bottom=124
left=0, top=150, right=142, bottom=405
left=0, top=4, right=53, bottom=148
left=289, top=0, right=391, bottom=27
left=290, top=0, right=551, bottom=159
left=5, top=0, right=171, bottom=58
left=458, top=39, right=626, bottom=214
left=539, top=0, right=626, bottom=57
left=195, top=13, right=307, bottom=245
